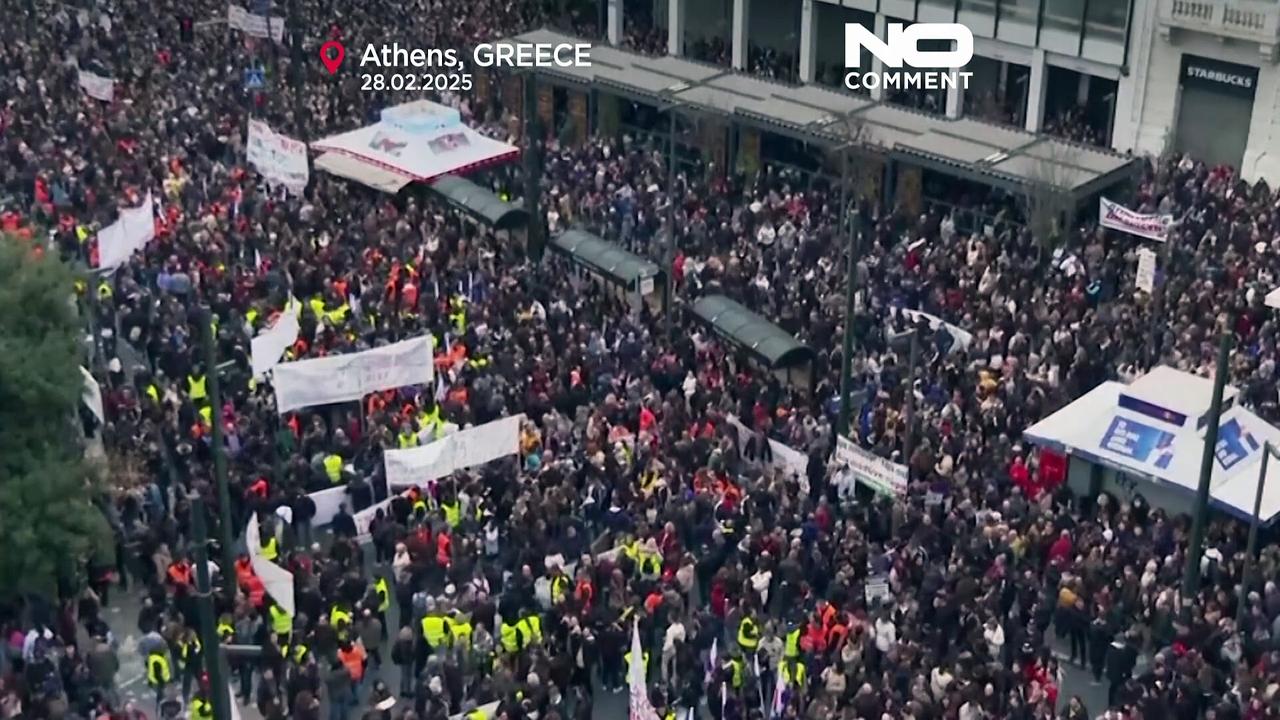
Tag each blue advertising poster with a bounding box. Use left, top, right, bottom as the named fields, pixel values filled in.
left=1215, top=418, right=1260, bottom=471
left=1100, top=417, right=1175, bottom=470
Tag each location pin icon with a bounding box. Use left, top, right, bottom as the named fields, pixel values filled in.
left=319, top=40, right=345, bottom=75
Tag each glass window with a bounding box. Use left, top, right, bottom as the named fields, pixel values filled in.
left=1085, top=0, right=1129, bottom=40
left=1000, top=0, right=1039, bottom=24
left=1042, top=0, right=1086, bottom=31
left=960, top=0, right=997, bottom=13
left=919, top=0, right=956, bottom=8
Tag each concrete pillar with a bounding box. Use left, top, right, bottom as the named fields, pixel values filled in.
left=732, top=0, right=750, bottom=70
left=607, top=0, right=622, bottom=45
left=1025, top=48, right=1048, bottom=133
left=668, top=0, right=684, bottom=55
left=799, top=0, right=818, bottom=83
left=1076, top=72, right=1091, bottom=106
left=870, top=13, right=886, bottom=101
left=945, top=69, right=964, bottom=119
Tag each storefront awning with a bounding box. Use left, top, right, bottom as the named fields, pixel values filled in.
left=690, top=295, right=814, bottom=370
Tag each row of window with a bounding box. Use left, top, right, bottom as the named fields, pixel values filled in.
left=919, top=0, right=1130, bottom=36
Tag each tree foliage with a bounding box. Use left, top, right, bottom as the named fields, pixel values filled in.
left=0, top=235, right=113, bottom=600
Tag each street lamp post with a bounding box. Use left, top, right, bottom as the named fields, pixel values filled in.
left=1183, top=327, right=1232, bottom=601
left=190, top=497, right=232, bottom=720
left=200, top=307, right=238, bottom=601
left=664, top=106, right=678, bottom=339
left=1237, top=441, right=1276, bottom=628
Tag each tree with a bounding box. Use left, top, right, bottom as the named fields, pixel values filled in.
left=0, top=235, right=113, bottom=600
left=1024, top=141, right=1078, bottom=258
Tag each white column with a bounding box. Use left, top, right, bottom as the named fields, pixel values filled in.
left=607, top=0, right=623, bottom=45
left=668, top=0, right=685, bottom=55
left=869, top=13, right=886, bottom=101
left=945, top=69, right=964, bottom=118
left=1025, top=48, right=1048, bottom=133
left=1076, top=72, right=1091, bottom=106
left=732, top=0, right=750, bottom=70
left=799, top=0, right=818, bottom=83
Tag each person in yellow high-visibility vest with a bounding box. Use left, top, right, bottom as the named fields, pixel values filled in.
left=260, top=531, right=279, bottom=561
left=146, top=650, right=171, bottom=706
left=441, top=499, right=461, bottom=529
left=187, top=373, right=208, bottom=404
left=421, top=611, right=451, bottom=654
left=269, top=601, right=293, bottom=642
left=323, top=453, right=343, bottom=484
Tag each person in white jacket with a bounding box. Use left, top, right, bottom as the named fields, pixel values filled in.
left=983, top=618, right=1005, bottom=663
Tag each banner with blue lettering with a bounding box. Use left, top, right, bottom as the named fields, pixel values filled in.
left=1216, top=418, right=1261, bottom=471
left=1100, top=417, right=1175, bottom=470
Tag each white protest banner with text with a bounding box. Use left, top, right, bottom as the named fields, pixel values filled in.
left=271, top=335, right=434, bottom=413
left=1100, top=197, right=1173, bottom=243
left=384, top=414, right=524, bottom=488
left=96, top=194, right=156, bottom=270
left=247, top=120, right=309, bottom=193
left=78, top=70, right=114, bottom=102
left=895, top=307, right=973, bottom=353
left=353, top=497, right=394, bottom=544
left=251, top=310, right=300, bottom=378
left=834, top=436, right=908, bottom=497
left=227, top=3, right=284, bottom=41
left=1136, top=247, right=1157, bottom=293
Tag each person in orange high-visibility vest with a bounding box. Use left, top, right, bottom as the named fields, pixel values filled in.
left=338, top=641, right=366, bottom=684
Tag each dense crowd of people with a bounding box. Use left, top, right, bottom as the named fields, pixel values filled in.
left=4, top=2, right=1280, bottom=720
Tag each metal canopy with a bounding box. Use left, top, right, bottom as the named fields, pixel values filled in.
left=497, top=29, right=1140, bottom=200
left=549, top=230, right=661, bottom=288
left=429, top=175, right=529, bottom=230
left=690, top=295, right=815, bottom=370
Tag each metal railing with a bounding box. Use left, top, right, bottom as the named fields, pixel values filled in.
left=1161, top=0, right=1280, bottom=43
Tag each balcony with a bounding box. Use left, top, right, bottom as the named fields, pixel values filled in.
left=1158, top=0, right=1280, bottom=61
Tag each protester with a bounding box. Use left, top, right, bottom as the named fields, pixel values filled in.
left=6, top=1, right=1280, bottom=720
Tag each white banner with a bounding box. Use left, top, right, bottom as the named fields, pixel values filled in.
left=307, top=485, right=349, bottom=526
left=227, top=3, right=284, bottom=41
left=834, top=436, right=908, bottom=498
left=78, top=70, right=114, bottom=102
left=353, top=497, right=393, bottom=544
left=726, top=415, right=809, bottom=491
left=246, top=515, right=296, bottom=616
left=1136, top=247, right=1157, bottom=294
left=384, top=414, right=524, bottom=488
left=251, top=310, right=300, bottom=378
left=893, top=307, right=973, bottom=353
left=1100, top=197, right=1172, bottom=243
left=96, top=194, right=156, bottom=270
left=80, top=367, right=105, bottom=424
left=271, top=335, right=434, bottom=414
left=247, top=120, right=309, bottom=193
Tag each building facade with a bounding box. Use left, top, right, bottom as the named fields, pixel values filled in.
left=607, top=0, right=1280, bottom=181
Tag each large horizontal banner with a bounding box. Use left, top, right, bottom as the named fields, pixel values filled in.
left=834, top=436, right=908, bottom=498
left=272, top=335, right=434, bottom=414
left=385, top=414, right=524, bottom=488
left=726, top=415, right=809, bottom=488
left=97, top=194, right=156, bottom=270
left=1100, top=197, right=1172, bottom=243
left=892, top=307, right=973, bottom=354
left=246, top=515, right=295, bottom=616
left=247, top=120, right=309, bottom=193
left=307, top=485, right=349, bottom=526
left=227, top=3, right=284, bottom=41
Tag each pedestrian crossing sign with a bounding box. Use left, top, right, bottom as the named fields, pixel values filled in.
left=244, top=67, right=265, bottom=89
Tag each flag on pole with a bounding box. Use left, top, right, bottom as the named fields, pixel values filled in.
left=755, top=653, right=766, bottom=718
left=434, top=373, right=447, bottom=403
left=704, top=638, right=717, bottom=684
left=628, top=619, right=660, bottom=720
left=770, top=659, right=788, bottom=718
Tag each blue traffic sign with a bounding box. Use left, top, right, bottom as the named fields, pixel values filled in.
left=244, top=67, right=265, bottom=89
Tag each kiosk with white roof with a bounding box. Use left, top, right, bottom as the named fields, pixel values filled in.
left=1024, top=366, right=1280, bottom=522
left=311, top=100, right=519, bottom=193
